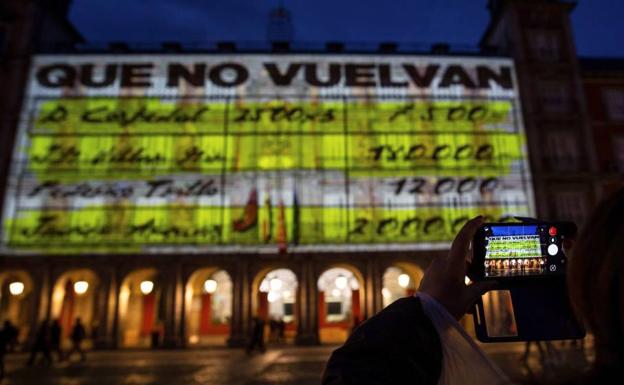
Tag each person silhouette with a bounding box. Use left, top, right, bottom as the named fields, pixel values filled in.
left=50, top=319, right=63, bottom=362
left=323, top=188, right=624, bottom=385
left=3, top=321, right=18, bottom=353
left=27, top=320, right=52, bottom=367
left=0, top=324, right=8, bottom=381
left=246, top=316, right=266, bottom=354
left=66, top=318, right=86, bottom=362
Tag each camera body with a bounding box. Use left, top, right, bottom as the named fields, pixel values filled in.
left=468, top=220, right=584, bottom=342
left=468, top=221, right=575, bottom=283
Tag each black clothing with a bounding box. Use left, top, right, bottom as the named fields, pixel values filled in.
left=246, top=318, right=266, bottom=353
left=0, top=329, right=8, bottom=380
left=50, top=322, right=63, bottom=362
left=71, top=323, right=86, bottom=343
left=27, top=323, right=52, bottom=366
left=50, top=323, right=61, bottom=347
left=322, top=297, right=443, bottom=385
left=3, top=324, right=18, bottom=352
left=66, top=323, right=86, bottom=362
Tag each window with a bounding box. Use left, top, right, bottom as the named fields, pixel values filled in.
left=530, top=31, right=560, bottom=62
left=327, top=302, right=342, bottom=316
left=613, top=136, right=624, bottom=172
left=545, top=131, right=579, bottom=171
left=538, top=81, right=572, bottom=114
left=554, top=191, right=587, bottom=225
left=603, top=89, right=624, bottom=121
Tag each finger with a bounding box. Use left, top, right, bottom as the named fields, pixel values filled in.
left=449, top=216, right=484, bottom=273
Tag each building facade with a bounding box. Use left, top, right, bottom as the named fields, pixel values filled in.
left=0, top=0, right=620, bottom=350
left=580, top=57, right=624, bottom=197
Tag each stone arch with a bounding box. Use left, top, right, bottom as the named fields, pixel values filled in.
left=316, top=264, right=365, bottom=344
left=184, top=267, right=233, bottom=346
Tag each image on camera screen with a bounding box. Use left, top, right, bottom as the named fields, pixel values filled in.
left=483, top=224, right=565, bottom=278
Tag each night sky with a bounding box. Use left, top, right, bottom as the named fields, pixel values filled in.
left=69, top=0, right=623, bottom=57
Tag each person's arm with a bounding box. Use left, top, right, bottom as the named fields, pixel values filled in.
left=322, top=217, right=496, bottom=385
left=322, top=296, right=442, bottom=385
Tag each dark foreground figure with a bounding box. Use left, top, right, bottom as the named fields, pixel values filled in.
left=323, top=297, right=442, bottom=384
left=323, top=188, right=624, bottom=385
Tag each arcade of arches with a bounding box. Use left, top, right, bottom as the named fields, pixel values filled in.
left=0, top=256, right=434, bottom=348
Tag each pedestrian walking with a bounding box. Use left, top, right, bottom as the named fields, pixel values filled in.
left=246, top=316, right=266, bottom=354
left=0, top=325, right=8, bottom=381
left=66, top=318, right=86, bottom=362
left=27, top=320, right=52, bottom=367
left=3, top=321, right=19, bottom=353
left=50, top=319, right=64, bottom=362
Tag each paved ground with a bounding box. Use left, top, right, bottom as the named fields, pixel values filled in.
left=1, top=342, right=591, bottom=385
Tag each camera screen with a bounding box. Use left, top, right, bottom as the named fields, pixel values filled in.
left=483, top=224, right=566, bottom=278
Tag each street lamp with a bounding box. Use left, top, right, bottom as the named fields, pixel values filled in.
left=267, top=291, right=279, bottom=303
left=9, top=281, right=24, bottom=296
left=204, top=279, right=217, bottom=294
left=398, top=274, right=410, bottom=288
left=74, top=281, right=89, bottom=295
left=140, top=280, right=154, bottom=295
left=269, top=278, right=282, bottom=291
left=335, top=275, right=347, bottom=290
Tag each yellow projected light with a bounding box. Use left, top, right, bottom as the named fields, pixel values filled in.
left=3, top=56, right=532, bottom=253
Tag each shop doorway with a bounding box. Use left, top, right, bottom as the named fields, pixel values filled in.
left=50, top=269, right=99, bottom=348
left=0, top=270, right=34, bottom=350
left=118, top=268, right=161, bottom=348
left=317, top=267, right=363, bottom=344
left=185, top=268, right=232, bottom=346
left=255, top=268, right=298, bottom=344
left=381, top=264, right=422, bottom=308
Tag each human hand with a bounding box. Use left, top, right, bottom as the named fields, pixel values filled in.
left=419, top=216, right=497, bottom=320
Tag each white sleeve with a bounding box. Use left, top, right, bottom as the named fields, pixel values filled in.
left=416, top=292, right=514, bottom=385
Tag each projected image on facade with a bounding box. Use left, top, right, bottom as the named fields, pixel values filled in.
left=1, top=55, right=533, bottom=253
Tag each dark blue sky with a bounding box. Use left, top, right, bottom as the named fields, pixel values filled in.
left=69, top=0, right=623, bottom=57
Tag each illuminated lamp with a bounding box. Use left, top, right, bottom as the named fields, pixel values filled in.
left=398, top=274, right=410, bottom=288
left=331, top=288, right=341, bottom=298
left=204, top=279, right=217, bottom=294
left=74, top=281, right=89, bottom=295
left=382, top=288, right=391, bottom=299
left=9, top=281, right=24, bottom=296
left=465, top=276, right=471, bottom=285
left=335, top=275, right=348, bottom=290
left=267, top=291, right=279, bottom=303
left=140, top=280, right=154, bottom=295
left=269, top=278, right=282, bottom=291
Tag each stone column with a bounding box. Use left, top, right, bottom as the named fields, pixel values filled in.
left=162, top=262, right=184, bottom=348
left=228, top=260, right=250, bottom=347
left=94, top=267, right=117, bottom=349
left=295, top=260, right=319, bottom=345
left=365, top=257, right=383, bottom=318
left=27, top=264, right=51, bottom=346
